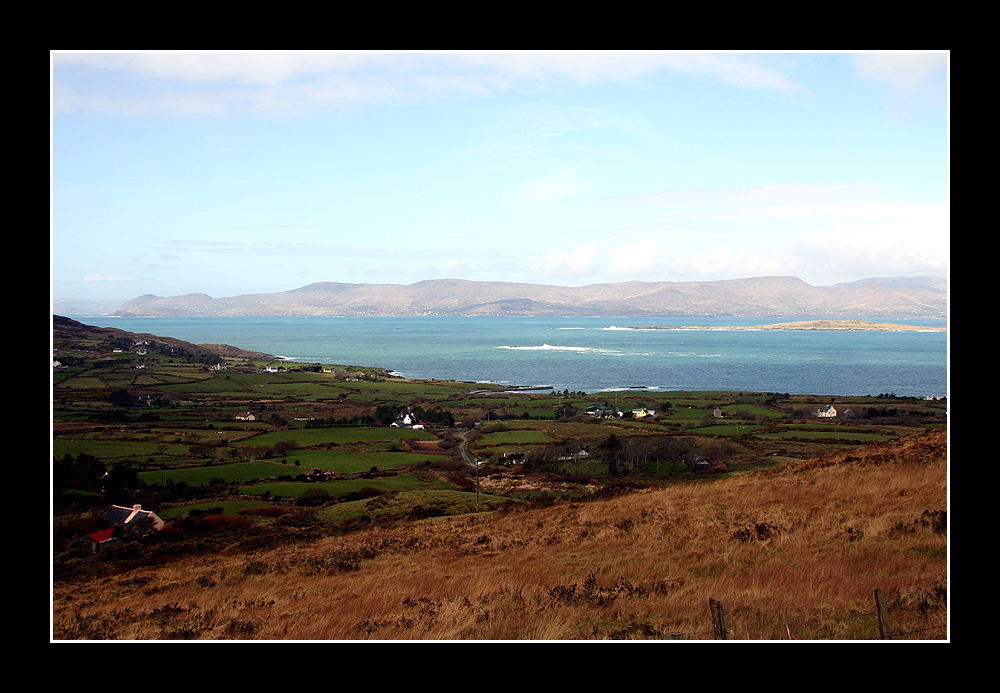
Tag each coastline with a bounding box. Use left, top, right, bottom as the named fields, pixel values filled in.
left=624, top=320, right=946, bottom=332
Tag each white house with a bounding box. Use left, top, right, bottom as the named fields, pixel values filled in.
left=814, top=405, right=837, bottom=418
left=102, top=503, right=164, bottom=537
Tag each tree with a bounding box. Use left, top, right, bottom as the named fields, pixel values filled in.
left=296, top=487, right=330, bottom=507
left=273, top=440, right=299, bottom=456
left=554, top=402, right=575, bottom=418
left=599, top=434, right=624, bottom=476
left=102, top=463, right=145, bottom=505
left=374, top=404, right=400, bottom=427
left=109, top=389, right=132, bottom=408
left=54, top=453, right=106, bottom=496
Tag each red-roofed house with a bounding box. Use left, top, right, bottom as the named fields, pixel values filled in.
left=79, top=528, right=122, bottom=554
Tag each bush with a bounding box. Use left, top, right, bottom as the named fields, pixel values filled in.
left=296, top=488, right=331, bottom=507
left=447, top=472, right=476, bottom=491
left=238, top=506, right=295, bottom=518
left=203, top=514, right=254, bottom=532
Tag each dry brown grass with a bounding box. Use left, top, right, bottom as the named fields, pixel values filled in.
left=52, top=427, right=947, bottom=641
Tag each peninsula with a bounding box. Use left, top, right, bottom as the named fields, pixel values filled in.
left=73, top=276, right=947, bottom=319
left=625, top=320, right=946, bottom=332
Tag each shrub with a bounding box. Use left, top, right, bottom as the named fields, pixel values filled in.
left=203, top=514, right=254, bottom=532
left=238, top=506, right=295, bottom=518
left=296, top=488, right=331, bottom=507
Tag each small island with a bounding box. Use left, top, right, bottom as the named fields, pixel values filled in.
left=626, top=320, right=946, bottom=332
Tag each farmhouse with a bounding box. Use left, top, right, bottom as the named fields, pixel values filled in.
left=235, top=411, right=256, bottom=421
left=684, top=454, right=713, bottom=472
left=814, top=405, right=837, bottom=418
left=102, top=504, right=164, bottom=538
left=78, top=528, right=121, bottom=554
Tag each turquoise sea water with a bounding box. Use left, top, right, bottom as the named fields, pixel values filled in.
left=70, top=315, right=948, bottom=398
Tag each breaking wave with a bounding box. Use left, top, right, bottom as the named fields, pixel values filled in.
left=497, top=344, right=590, bottom=351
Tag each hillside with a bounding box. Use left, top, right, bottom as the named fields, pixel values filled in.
left=104, top=276, right=947, bottom=318
left=51, top=315, right=276, bottom=361
left=51, top=427, right=948, bottom=641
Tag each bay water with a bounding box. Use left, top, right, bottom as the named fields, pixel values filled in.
left=68, top=315, right=948, bottom=399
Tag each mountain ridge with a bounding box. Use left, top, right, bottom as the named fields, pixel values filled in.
left=60, top=276, right=946, bottom=318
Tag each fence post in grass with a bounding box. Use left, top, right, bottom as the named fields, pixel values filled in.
left=874, top=588, right=892, bottom=640
left=709, top=599, right=727, bottom=640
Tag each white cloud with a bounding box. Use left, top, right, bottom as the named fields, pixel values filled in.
left=620, top=182, right=894, bottom=211
left=795, top=205, right=948, bottom=280
left=52, top=51, right=803, bottom=119
left=740, top=201, right=943, bottom=223
left=438, top=260, right=472, bottom=277
left=470, top=51, right=800, bottom=91
left=83, top=273, right=137, bottom=282
left=672, top=247, right=784, bottom=279
left=609, top=237, right=670, bottom=276
left=854, top=52, right=947, bottom=115
left=607, top=238, right=784, bottom=281
left=529, top=242, right=601, bottom=277
left=855, top=52, right=947, bottom=92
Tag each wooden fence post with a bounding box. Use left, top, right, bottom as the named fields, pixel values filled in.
left=874, top=588, right=892, bottom=640
left=709, top=598, right=727, bottom=640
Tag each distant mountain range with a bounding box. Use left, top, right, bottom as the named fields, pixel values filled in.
left=55, top=276, right=947, bottom=319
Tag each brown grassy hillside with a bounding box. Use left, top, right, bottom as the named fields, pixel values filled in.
left=51, top=427, right=947, bottom=641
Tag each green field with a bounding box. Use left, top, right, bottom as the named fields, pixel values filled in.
left=277, top=448, right=449, bottom=473
left=685, top=423, right=768, bottom=435
left=246, top=427, right=435, bottom=448
left=475, top=429, right=558, bottom=446
left=53, top=318, right=948, bottom=535
left=139, top=461, right=287, bottom=486
left=54, top=437, right=192, bottom=460
left=157, top=499, right=272, bottom=518
left=243, top=473, right=452, bottom=499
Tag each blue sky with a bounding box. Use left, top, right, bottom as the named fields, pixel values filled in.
left=51, top=51, right=948, bottom=302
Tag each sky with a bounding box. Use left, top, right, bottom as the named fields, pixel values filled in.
left=51, top=51, right=949, bottom=303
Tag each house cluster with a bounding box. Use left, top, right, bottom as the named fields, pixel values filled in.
left=812, top=405, right=855, bottom=419
left=555, top=447, right=591, bottom=462
left=584, top=405, right=656, bottom=419
left=390, top=413, right=425, bottom=429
